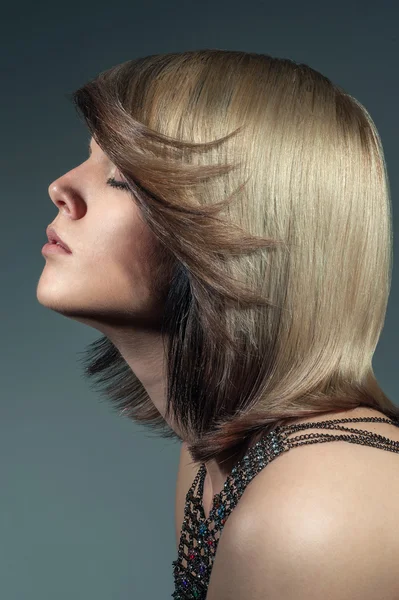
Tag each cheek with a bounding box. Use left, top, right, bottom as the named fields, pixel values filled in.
left=88, top=217, right=159, bottom=298
left=87, top=210, right=149, bottom=267
left=115, top=221, right=156, bottom=278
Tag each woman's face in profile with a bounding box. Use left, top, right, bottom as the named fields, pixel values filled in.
left=37, top=137, right=165, bottom=328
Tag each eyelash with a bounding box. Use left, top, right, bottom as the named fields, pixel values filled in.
left=106, top=177, right=130, bottom=190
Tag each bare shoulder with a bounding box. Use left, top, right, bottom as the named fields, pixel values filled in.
left=233, top=406, right=399, bottom=528
left=206, top=408, right=399, bottom=599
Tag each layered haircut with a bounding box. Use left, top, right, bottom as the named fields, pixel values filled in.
left=70, top=49, right=398, bottom=466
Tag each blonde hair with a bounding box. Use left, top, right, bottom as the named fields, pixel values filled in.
left=71, top=49, right=398, bottom=465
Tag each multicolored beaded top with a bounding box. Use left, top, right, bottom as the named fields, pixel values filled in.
left=171, top=415, right=399, bottom=599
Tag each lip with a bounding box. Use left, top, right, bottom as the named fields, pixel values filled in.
left=45, top=226, right=72, bottom=254
left=42, top=242, right=72, bottom=256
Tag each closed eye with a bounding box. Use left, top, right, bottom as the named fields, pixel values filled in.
left=106, top=177, right=130, bottom=190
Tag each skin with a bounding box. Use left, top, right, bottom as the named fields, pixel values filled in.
left=37, top=136, right=227, bottom=494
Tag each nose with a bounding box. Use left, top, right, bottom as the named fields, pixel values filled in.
left=48, top=171, right=86, bottom=219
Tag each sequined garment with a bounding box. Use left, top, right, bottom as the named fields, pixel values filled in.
left=171, top=416, right=399, bottom=599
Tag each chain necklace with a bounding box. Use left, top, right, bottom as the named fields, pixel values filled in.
left=171, top=416, right=399, bottom=599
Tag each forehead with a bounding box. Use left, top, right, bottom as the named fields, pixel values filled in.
left=88, top=136, right=99, bottom=154
left=87, top=136, right=109, bottom=161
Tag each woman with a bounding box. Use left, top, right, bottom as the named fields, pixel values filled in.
left=37, top=49, right=399, bottom=599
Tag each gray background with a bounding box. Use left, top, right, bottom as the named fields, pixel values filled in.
left=2, top=1, right=398, bottom=598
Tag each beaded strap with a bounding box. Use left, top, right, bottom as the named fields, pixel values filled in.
left=171, top=416, right=399, bottom=599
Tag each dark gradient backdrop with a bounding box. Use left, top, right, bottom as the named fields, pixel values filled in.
left=2, top=1, right=398, bottom=598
